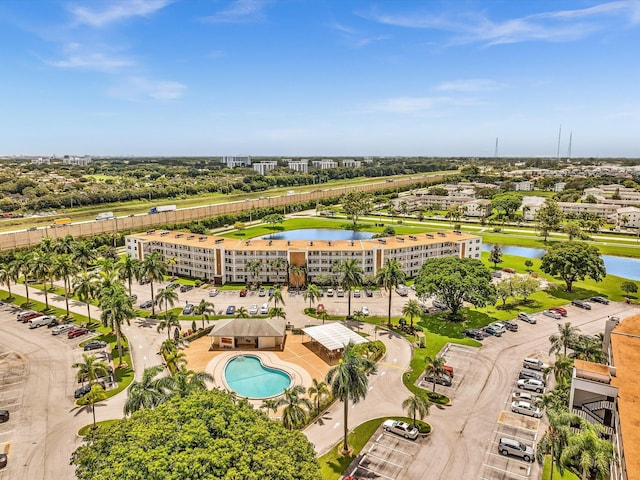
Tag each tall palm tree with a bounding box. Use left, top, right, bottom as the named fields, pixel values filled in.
left=270, top=288, right=285, bottom=308
left=325, top=342, right=375, bottom=453
left=54, top=234, right=76, bottom=255
left=0, top=264, right=12, bottom=299
left=376, top=258, right=406, bottom=327
left=269, top=307, right=286, bottom=322
left=289, top=264, right=306, bottom=288
left=308, top=378, right=330, bottom=414
left=278, top=385, right=312, bottom=430
left=164, top=349, right=188, bottom=374
left=194, top=299, right=215, bottom=329
left=72, top=240, right=97, bottom=273
left=52, top=254, right=79, bottom=317
left=335, top=258, right=363, bottom=317
left=550, top=354, right=574, bottom=386
left=84, top=384, right=107, bottom=428
left=99, top=283, right=134, bottom=367
left=560, top=422, right=615, bottom=480
left=235, top=306, right=249, bottom=318
left=536, top=410, right=576, bottom=480
left=73, top=271, right=99, bottom=325
left=402, top=393, right=431, bottom=427
left=549, top=322, right=581, bottom=356
left=424, top=356, right=447, bottom=392
left=155, top=287, right=179, bottom=318
left=269, top=257, right=287, bottom=284
left=157, top=311, right=181, bottom=341
left=572, top=335, right=606, bottom=363
left=261, top=398, right=280, bottom=417
left=123, top=365, right=174, bottom=416
left=246, top=259, right=263, bottom=287
left=15, top=251, right=34, bottom=306
left=73, top=354, right=110, bottom=386
left=139, top=251, right=168, bottom=316
left=169, top=368, right=213, bottom=398
left=318, top=310, right=329, bottom=324
left=303, top=284, right=320, bottom=309
left=402, top=299, right=423, bottom=328
left=29, top=251, right=53, bottom=309
left=6, top=257, right=24, bottom=300
left=117, top=256, right=140, bottom=298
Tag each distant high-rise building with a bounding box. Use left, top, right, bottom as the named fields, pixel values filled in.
left=221, top=156, right=252, bottom=168
left=286, top=159, right=309, bottom=173
left=63, top=156, right=92, bottom=166
left=253, top=161, right=278, bottom=175
left=342, top=159, right=361, bottom=168
left=312, top=159, right=338, bottom=170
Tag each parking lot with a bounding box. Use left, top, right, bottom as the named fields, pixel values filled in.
left=417, top=343, right=477, bottom=399
left=345, top=427, right=423, bottom=480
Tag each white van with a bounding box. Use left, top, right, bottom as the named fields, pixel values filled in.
left=523, top=358, right=546, bottom=371
left=29, top=315, right=54, bottom=329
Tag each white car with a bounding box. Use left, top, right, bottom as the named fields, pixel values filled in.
left=249, top=304, right=258, bottom=315
left=353, top=290, right=361, bottom=298
left=382, top=420, right=419, bottom=440
left=511, top=401, right=543, bottom=418
left=517, top=312, right=537, bottom=324
left=517, top=378, right=545, bottom=394
left=51, top=324, right=73, bottom=335
left=512, top=391, right=541, bottom=404
left=361, top=306, right=369, bottom=316
left=542, top=310, right=562, bottom=319
left=326, top=288, right=334, bottom=297
left=29, top=315, right=55, bottom=329
left=208, top=288, right=219, bottom=297
left=259, top=303, right=269, bottom=315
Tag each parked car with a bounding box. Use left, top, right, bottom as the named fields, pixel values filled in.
left=29, top=315, right=55, bottom=329
left=463, top=329, right=485, bottom=340
left=239, top=288, right=247, bottom=297
left=140, top=300, right=153, bottom=309
left=52, top=324, right=73, bottom=335
left=489, top=322, right=506, bottom=334
left=420, top=303, right=430, bottom=314
left=74, top=381, right=106, bottom=399
left=517, top=378, right=545, bottom=393
left=77, top=366, right=113, bottom=384
left=519, top=369, right=545, bottom=385
left=46, top=317, right=60, bottom=328
left=498, top=437, right=535, bottom=462
left=382, top=420, right=419, bottom=440
left=0, top=453, right=6, bottom=469
left=590, top=296, right=610, bottom=305
left=361, top=306, right=369, bottom=316
left=491, top=271, right=503, bottom=278
left=443, top=365, right=454, bottom=377
left=19, top=311, right=40, bottom=323
left=260, top=303, right=269, bottom=314
left=549, top=306, right=568, bottom=316
left=226, top=305, right=236, bottom=315
left=432, top=299, right=448, bottom=310
left=139, top=277, right=150, bottom=285
left=503, top=320, right=519, bottom=332
left=512, top=391, right=541, bottom=404
left=209, top=288, right=219, bottom=297
left=326, top=288, right=334, bottom=297
left=511, top=401, right=543, bottom=418
left=483, top=324, right=503, bottom=337
left=395, top=285, right=409, bottom=296
left=0, top=409, right=9, bottom=423
left=68, top=327, right=89, bottom=339
left=166, top=283, right=179, bottom=290
left=249, top=304, right=258, bottom=315
left=542, top=309, right=562, bottom=319
left=180, top=285, right=194, bottom=293
left=83, top=340, right=108, bottom=351
left=523, top=358, right=546, bottom=371
left=258, top=288, right=267, bottom=297
left=336, top=287, right=345, bottom=297
left=502, top=268, right=516, bottom=274
left=316, top=303, right=325, bottom=313
left=353, top=289, right=361, bottom=298
left=365, top=288, right=373, bottom=297
left=571, top=299, right=592, bottom=310
left=517, top=312, right=537, bottom=324
left=182, top=304, right=194, bottom=315
left=268, top=288, right=275, bottom=296
left=17, top=310, right=37, bottom=321
left=424, top=373, right=453, bottom=386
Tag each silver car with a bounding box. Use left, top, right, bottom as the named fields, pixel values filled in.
left=511, top=401, right=543, bottom=418
left=382, top=420, right=419, bottom=440
left=542, top=309, right=562, bottom=319
left=499, top=438, right=535, bottom=462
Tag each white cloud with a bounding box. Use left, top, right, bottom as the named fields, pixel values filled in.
left=203, top=0, right=271, bottom=24
left=70, top=0, right=172, bottom=27
left=327, top=21, right=389, bottom=48
left=108, top=77, right=186, bottom=101
left=366, top=96, right=484, bottom=114
left=47, top=52, right=135, bottom=72
left=434, top=79, right=506, bottom=92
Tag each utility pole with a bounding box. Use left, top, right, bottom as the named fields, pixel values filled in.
left=494, top=137, right=499, bottom=159
left=557, top=125, right=562, bottom=160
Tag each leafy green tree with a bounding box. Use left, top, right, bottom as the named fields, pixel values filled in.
left=563, top=221, right=588, bottom=241
left=139, top=251, right=168, bottom=316
left=99, top=283, right=134, bottom=367
left=72, top=240, right=97, bottom=273
left=325, top=342, right=375, bottom=454
left=71, top=389, right=321, bottom=480
left=536, top=410, right=575, bottom=480
left=269, top=257, right=287, bottom=283
left=550, top=354, right=574, bottom=386
left=124, top=365, right=173, bottom=416
left=235, top=306, right=249, bottom=318
left=73, top=354, right=110, bottom=386
left=510, top=275, right=540, bottom=302
left=73, top=271, right=99, bottom=324
left=261, top=398, right=280, bottom=416
left=168, top=368, right=213, bottom=398
left=402, top=393, right=430, bottom=427
left=157, top=311, right=181, bottom=341
left=246, top=259, right=263, bottom=286
left=263, top=213, right=285, bottom=232
left=534, top=199, right=564, bottom=241
left=117, top=256, right=140, bottom=298
left=495, top=278, right=513, bottom=306
left=621, top=281, right=638, bottom=296
left=29, top=250, right=52, bottom=309
left=302, top=284, right=320, bottom=309
left=341, top=191, right=373, bottom=226
left=308, top=378, right=329, bottom=414
left=402, top=299, right=422, bottom=328
left=53, top=253, right=80, bottom=317
left=524, top=259, right=534, bottom=272
left=270, top=288, right=285, bottom=308
left=194, top=299, right=215, bottom=329
left=540, top=242, right=606, bottom=292
left=334, top=258, right=363, bottom=317
left=491, top=192, right=522, bottom=219
left=278, top=385, right=312, bottom=430
left=424, top=356, right=447, bottom=392
left=376, top=258, right=406, bottom=327
left=155, top=287, right=179, bottom=318
left=415, top=257, right=496, bottom=321
left=268, top=307, right=286, bottom=322
left=0, top=265, right=13, bottom=299
left=488, top=244, right=503, bottom=268
left=560, top=422, right=615, bottom=480
left=571, top=334, right=606, bottom=363
left=549, top=322, right=581, bottom=356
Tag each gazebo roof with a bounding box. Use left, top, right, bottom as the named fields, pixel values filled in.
left=302, top=323, right=368, bottom=351
left=208, top=317, right=287, bottom=337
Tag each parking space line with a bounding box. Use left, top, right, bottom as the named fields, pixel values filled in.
left=481, top=463, right=530, bottom=479
left=486, top=451, right=532, bottom=467
left=371, top=440, right=414, bottom=456
left=362, top=451, right=405, bottom=469
left=356, top=463, right=395, bottom=480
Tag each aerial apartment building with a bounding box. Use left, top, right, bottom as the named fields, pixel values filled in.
left=252, top=161, right=278, bottom=175
left=311, top=159, right=338, bottom=170
left=221, top=156, right=252, bottom=168
left=341, top=159, right=362, bottom=169
left=286, top=159, right=309, bottom=173
left=125, top=230, right=482, bottom=285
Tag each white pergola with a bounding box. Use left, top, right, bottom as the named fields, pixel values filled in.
left=302, top=323, right=368, bottom=352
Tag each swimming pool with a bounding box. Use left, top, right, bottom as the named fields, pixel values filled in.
left=224, top=355, right=291, bottom=399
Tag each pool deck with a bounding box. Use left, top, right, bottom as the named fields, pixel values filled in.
left=185, top=333, right=331, bottom=402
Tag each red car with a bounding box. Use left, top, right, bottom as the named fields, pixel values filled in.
left=239, top=288, right=247, bottom=297
left=20, top=312, right=41, bottom=323
left=443, top=365, right=455, bottom=377
left=502, top=268, right=516, bottom=274
left=316, top=304, right=325, bottom=313
left=68, top=327, right=89, bottom=339
left=549, top=306, right=568, bottom=317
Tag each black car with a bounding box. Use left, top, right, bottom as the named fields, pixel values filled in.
left=0, top=409, right=9, bottom=423
left=78, top=367, right=113, bottom=384
left=180, top=285, right=193, bottom=293
left=83, top=340, right=108, bottom=351
left=590, top=296, right=610, bottom=305
left=140, top=300, right=153, bottom=309
left=420, top=304, right=430, bottom=314
left=167, top=283, right=179, bottom=289
left=74, top=381, right=106, bottom=399
left=503, top=320, right=519, bottom=332
left=365, top=289, right=373, bottom=297
left=0, top=453, right=7, bottom=469
left=47, top=318, right=60, bottom=328
left=463, top=329, right=485, bottom=340
left=572, top=299, right=592, bottom=310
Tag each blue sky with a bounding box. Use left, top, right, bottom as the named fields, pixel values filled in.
left=1, top=0, right=639, bottom=157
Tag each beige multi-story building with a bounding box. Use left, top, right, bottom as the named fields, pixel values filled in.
left=312, top=159, right=338, bottom=170
left=221, top=156, right=251, bottom=168
left=252, top=161, right=277, bottom=175
left=62, top=156, right=92, bottom=166
left=126, top=230, right=482, bottom=285
left=286, top=159, right=309, bottom=173
left=515, top=181, right=535, bottom=191
left=342, top=159, right=361, bottom=169
left=617, top=207, right=640, bottom=228
left=558, top=201, right=619, bottom=221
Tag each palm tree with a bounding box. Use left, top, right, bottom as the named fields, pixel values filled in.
left=560, top=422, right=615, bottom=480
left=536, top=410, right=576, bottom=480
left=303, top=283, right=320, bottom=309
left=84, top=384, right=107, bottom=428
left=325, top=342, right=375, bottom=453
left=402, top=392, right=431, bottom=427
left=117, top=256, right=140, bottom=298
left=269, top=257, right=287, bottom=284
left=318, top=310, right=329, bottom=324
left=157, top=311, right=181, bottom=341
left=424, top=356, right=447, bottom=392
left=54, top=234, right=76, bottom=255
left=402, top=299, right=423, bottom=328
left=289, top=264, right=306, bottom=288
left=73, top=271, right=99, bottom=325
left=29, top=251, right=53, bottom=309
left=550, top=354, right=574, bottom=386
left=0, top=265, right=12, bottom=300
left=376, top=258, right=406, bottom=327
left=194, top=299, right=215, bottom=329
left=335, top=258, right=363, bottom=317
left=52, top=254, right=79, bottom=317
left=99, top=284, right=135, bottom=367
left=270, top=288, right=285, bottom=308
left=123, top=365, right=174, bottom=415
left=549, top=322, right=581, bottom=356
left=73, top=354, right=109, bottom=386
left=572, top=335, right=606, bottom=363
left=155, top=287, right=179, bottom=318
left=308, top=378, right=330, bottom=414
left=261, top=398, right=280, bottom=417
left=72, top=240, right=97, bottom=273
left=139, top=251, right=168, bottom=316
left=169, top=368, right=213, bottom=398
left=269, top=307, right=286, bottom=322
left=16, top=251, right=34, bottom=306
left=246, top=259, right=263, bottom=287
left=235, top=306, right=249, bottom=318
left=278, top=385, right=312, bottom=430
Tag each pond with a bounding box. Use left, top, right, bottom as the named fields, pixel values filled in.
left=262, top=228, right=374, bottom=241
left=481, top=244, right=640, bottom=281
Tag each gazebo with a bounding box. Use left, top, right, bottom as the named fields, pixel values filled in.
left=302, top=323, right=368, bottom=363
left=208, top=317, right=287, bottom=350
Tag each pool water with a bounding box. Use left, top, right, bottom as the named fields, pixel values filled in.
left=224, top=355, right=291, bottom=398
left=262, top=228, right=374, bottom=241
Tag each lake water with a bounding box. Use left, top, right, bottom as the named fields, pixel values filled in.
left=263, top=228, right=374, bottom=241
left=482, top=244, right=640, bottom=281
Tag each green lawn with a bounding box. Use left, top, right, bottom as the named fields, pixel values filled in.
left=77, top=419, right=119, bottom=437
left=542, top=455, right=580, bottom=480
